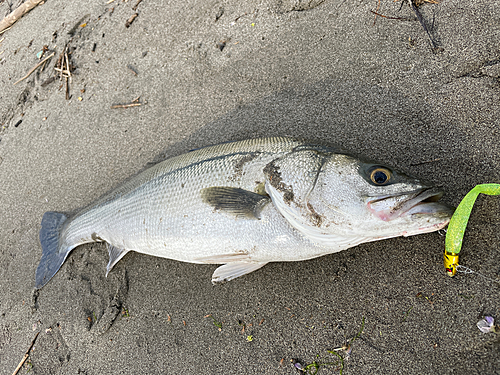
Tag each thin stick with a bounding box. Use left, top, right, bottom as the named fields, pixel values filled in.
left=0, top=0, right=44, bottom=34
left=58, top=51, right=64, bottom=81
left=65, top=76, right=69, bottom=100
left=54, top=67, right=71, bottom=75
left=373, top=0, right=381, bottom=25
left=64, top=46, right=69, bottom=99
left=410, top=0, right=440, bottom=50
left=127, top=65, right=138, bottom=75
left=0, top=26, right=12, bottom=35
left=132, top=0, right=143, bottom=11
left=125, top=13, right=138, bottom=28
left=111, top=103, right=142, bottom=109
left=56, top=48, right=65, bottom=81
left=65, top=52, right=70, bottom=78
left=111, top=102, right=142, bottom=109
left=65, top=51, right=71, bottom=80
left=41, top=59, right=48, bottom=72
left=111, top=96, right=143, bottom=109
left=13, top=52, right=55, bottom=85
left=65, top=51, right=70, bottom=100
left=11, top=331, right=39, bottom=375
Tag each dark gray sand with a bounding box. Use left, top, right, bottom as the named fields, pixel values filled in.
left=1, top=0, right=499, bottom=373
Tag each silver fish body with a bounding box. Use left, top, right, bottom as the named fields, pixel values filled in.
left=36, top=137, right=452, bottom=288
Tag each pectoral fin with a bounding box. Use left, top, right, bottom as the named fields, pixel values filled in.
left=212, top=262, right=268, bottom=284
left=201, top=187, right=270, bottom=219
left=106, top=244, right=130, bottom=276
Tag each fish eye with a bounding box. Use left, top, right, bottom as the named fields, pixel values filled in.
left=369, top=168, right=391, bottom=185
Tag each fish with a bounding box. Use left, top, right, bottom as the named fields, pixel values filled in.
left=35, top=137, right=452, bottom=289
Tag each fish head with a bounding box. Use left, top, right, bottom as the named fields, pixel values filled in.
left=264, top=148, right=453, bottom=246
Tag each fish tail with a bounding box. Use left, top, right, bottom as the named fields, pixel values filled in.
left=35, top=211, right=71, bottom=289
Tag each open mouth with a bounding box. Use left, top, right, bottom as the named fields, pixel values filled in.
left=367, top=188, right=452, bottom=221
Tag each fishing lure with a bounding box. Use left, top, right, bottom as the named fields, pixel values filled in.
left=444, top=184, right=500, bottom=276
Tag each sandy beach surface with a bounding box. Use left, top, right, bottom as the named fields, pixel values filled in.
left=0, top=0, right=499, bottom=373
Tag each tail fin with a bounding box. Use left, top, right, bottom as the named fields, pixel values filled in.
left=35, top=212, right=71, bottom=289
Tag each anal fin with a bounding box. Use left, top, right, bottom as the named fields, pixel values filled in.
left=212, top=262, right=268, bottom=284
left=106, top=244, right=130, bottom=276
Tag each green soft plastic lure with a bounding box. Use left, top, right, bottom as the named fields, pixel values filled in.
left=444, top=184, right=500, bottom=276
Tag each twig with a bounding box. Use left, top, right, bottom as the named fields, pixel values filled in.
left=65, top=75, right=70, bottom=100
left=65, top=49, right=71, bottom=99
left=65, top=51, right=71, bottom=80
left=127, top=64, right=138, bottom=75
left=54, top=67, right=71, bottom=73
left=413, top=0, right=439, bottom=5
left=409, top=0, right=441, bottom=51
left=56, top=51, right=64, bottom=81
left=234, top=12, right=247, bottom=22
left=0, top=0, right=44, bottom=34
left=56, top=47, right=68, bottom=81
left=11, top=331, right=39, bottom=375
left=132, top=0, right=143, bottom=11
left=53, top=46, right=73, bottom=99
left=0, top=26, right=12, bottom=35
left=111, top=96, right=144, bottom=109
left=53, top=46, right=72, bottom=99
left=13, top=52, right=55, bottom=85
left=41, top=59, right=48, bottom=72
left=125, top=13, right=138, bottom=28
left=54, top=67, right=71, bottom=75
left=373, top=0, right=381, bottom=25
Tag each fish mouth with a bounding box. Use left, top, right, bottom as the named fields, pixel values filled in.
left=367, top=188, right=453, bottom=222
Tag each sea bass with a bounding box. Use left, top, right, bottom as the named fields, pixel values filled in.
left=36, top=137, right=452, bottom=289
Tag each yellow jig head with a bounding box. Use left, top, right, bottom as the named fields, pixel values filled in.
left=444, top=251, right=459, bottom=276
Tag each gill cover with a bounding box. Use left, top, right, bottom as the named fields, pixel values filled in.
left=263, top=149, right=371, bottom=247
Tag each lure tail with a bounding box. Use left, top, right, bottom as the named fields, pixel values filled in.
left=35, top=212, right=71, bottom=289
left=444, top=183, right=500, bottom=276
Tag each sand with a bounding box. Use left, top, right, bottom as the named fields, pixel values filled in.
left=0, top=0, right=499, bottom=373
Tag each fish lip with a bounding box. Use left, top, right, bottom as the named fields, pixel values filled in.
left=367, top=188, right=449, bottom=221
